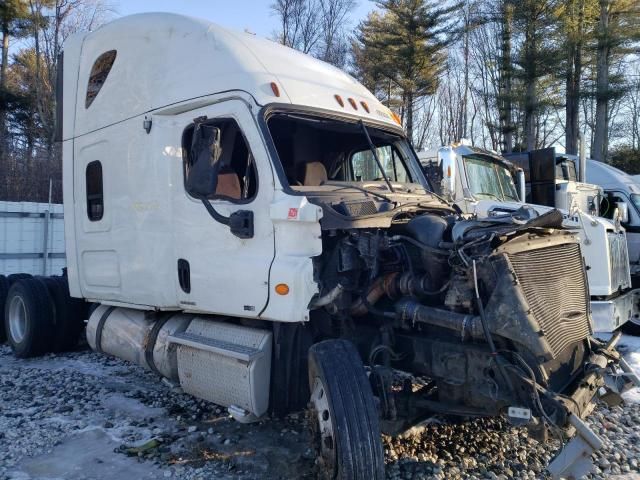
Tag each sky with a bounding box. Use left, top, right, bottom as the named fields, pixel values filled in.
left=114, top=0, right=374, bottom=40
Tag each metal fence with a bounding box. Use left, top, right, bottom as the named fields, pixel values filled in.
left=0, top=201, right=66, bottom=276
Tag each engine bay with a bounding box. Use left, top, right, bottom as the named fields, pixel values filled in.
left=307, top=204, right=617, bottom=440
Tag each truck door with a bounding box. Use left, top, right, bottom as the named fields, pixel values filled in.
left=170, top=100, right=275, bottom=317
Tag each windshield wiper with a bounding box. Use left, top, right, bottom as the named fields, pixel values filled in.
left=322, top=182, right=393, bottom=202
left=358, top=120, right=395, bottom=193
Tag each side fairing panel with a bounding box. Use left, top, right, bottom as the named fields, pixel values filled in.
left=63, top=138, right=81, bottom=298
left=72, top=115, right=177, bottom=307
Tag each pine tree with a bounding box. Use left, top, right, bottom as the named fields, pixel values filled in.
left=559, top=0, right=599, bottom=154
left=353, top=0, right=460, bottom=141
left=0, top=0, right=29, bottom=165
left=512, top=0, right=562, bottom=151
left=592, top=0, right=640, bottom=161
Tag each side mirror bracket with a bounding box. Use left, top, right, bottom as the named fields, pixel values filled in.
left=229, top=210, right=254, bottom=239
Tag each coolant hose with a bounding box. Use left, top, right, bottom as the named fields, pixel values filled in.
left=395, top=298, right=484, bottom=341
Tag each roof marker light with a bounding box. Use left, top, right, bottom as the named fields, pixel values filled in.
left=270, top=82, right=280, bottom=97
left=360, top=101, right=370, bottom=113
left=348, top=98, right=358, bottom=110
left=334, top=94, right=344, bottom=107
left=391, top=112, right=402, bottom=125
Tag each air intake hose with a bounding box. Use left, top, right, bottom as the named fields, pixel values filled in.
left=395, top=298, right=485, bottom=341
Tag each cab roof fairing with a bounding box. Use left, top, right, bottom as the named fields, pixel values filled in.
left=63, top=12, right=399, bottom=139
left=586, top=159, right=640, bottom=192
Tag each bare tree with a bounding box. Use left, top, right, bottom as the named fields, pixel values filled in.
left=317, top=0, right=356, bottom=67
left=271, top=0, right=321, bottom=54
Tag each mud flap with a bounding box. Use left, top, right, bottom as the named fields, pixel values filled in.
left=547, top=414, right=603, bottom=480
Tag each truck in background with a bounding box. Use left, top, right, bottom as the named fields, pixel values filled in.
left=1, top=13, right=637, bottom=479
left=418, top=144, right=640, bottom=334
left=586, top=159, right=640, bottom=283
left=504, top=147, right=603, bottom=217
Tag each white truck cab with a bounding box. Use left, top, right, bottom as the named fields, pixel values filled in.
left=419, top=144, right=640, bottom=333
left=586, top=159, right=640, bottom=280
left=3, top=13, right=636, bottom=479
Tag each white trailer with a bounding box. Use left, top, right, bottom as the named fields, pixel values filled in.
left=0, top=201, right=66, bottom=276
left=1, top=13, right=638, bottom=479
left=418, top=144, right=640, bottom=334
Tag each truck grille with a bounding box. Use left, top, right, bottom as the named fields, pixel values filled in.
left=608, top=232, right=631, bottom=292
left=509, top=244, right=591, bottom=358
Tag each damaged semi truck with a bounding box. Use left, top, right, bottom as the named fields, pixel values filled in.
left=3, top=13, right=639, bottom=479
left=418, top=144, right=640, bottom=334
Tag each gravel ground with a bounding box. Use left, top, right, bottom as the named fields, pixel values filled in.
left=1, top=339, right=639, bottom=480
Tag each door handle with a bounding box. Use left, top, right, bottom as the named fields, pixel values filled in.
left=177, top=259, right=191, bottom=293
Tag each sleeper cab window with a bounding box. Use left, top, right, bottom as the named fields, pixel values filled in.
left=86, top=161, right=104, bottom=221
left=183, top=119, right=257, bottom=202
left=85, top=50, right=117, bottom=108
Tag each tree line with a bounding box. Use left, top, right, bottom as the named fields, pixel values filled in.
left=0, top=0, right=111, bottom=202
left=0, top=0, right=638, bottom=203
left=273, top=0, right=640, bottom=168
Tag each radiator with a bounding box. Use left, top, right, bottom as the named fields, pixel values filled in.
left=509, top=243, right=592, bottom=358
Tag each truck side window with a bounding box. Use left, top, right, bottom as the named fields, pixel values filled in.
left=183, top=119, right=257, bottom=202
left=86, top=161, right=104, bottom=221
left=85, top=50, right=117, bottom=108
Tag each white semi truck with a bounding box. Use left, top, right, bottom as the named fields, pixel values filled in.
left=419, top=144, right=640, bottom=334
left=2, top=14, right=638, bottom=479
left=586, top=159, right=640, bottom=283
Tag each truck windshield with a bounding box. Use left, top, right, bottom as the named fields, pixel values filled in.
left=463, top=155, right=519, bottom=202
left=267, top=112, right=426, bottom=194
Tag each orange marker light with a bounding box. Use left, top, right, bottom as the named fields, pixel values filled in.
left=275, top=283, right=290, bottom=295
left=360, top=101, right=370, bottom=113
left=334, top=94, right=344, bottom=107
left=270, top=82, right=280, bottom=97
left=391, top=112, right=402, bottom=125
left=348, top=98, right=358, bottom=110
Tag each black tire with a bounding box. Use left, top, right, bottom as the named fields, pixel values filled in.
left=307, top=339, right=385, bottom=480
left=4, top=278, right=55, bottom=358
left=0, top=275, right=9, bottom=343
left=7, top=273, right=33, bottom=286
left=40, top=276, right=88, bottom=352
left=622, top=318, right=640, bottom=336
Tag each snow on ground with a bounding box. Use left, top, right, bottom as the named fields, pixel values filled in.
left=595, top=333, right=640, bottom=403
left=1, top=336, right=640, bottom=480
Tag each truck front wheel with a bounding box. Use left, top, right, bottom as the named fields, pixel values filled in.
left=4, top=278, right=54, bottom=358
left=307, top=339, right=385, bottom=480
left=622, top=317, right=640, bottom=336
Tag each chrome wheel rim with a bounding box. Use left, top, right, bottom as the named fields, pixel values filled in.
left=310, top=376, right=336, bottom=473
left=8, top=295, right=27, bottom=343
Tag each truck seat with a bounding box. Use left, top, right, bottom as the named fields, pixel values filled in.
left=304, top=162, right=327, bottom=186
left=215, top=172, right=241, bottom=199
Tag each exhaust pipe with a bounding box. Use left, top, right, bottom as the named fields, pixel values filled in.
left=579, top=132, right=586, bottom=182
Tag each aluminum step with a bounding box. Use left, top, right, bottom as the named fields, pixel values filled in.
left=167, top=332, right=263, bottom=363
